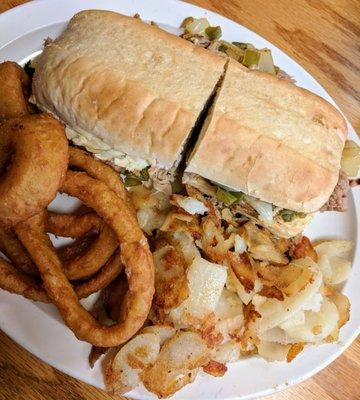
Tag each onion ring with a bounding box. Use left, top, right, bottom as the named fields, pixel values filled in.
left=75, top=250, right=123, bottom=298
left=62, top=222, right=118, bottom=281
left=16, top=171, right=154, bottom=347
left=45, top=211, right=119, bottom=281
left=0, top=61, right=32, bottom=122
left=68, top=147, right=128, bottom=202
left=0, top=114, right=69, bottom=227
left=0, top=211, right=118, bottom=281
left=0, top=245, right=123, bottom=302
left=0, top=257, right=48, bottom=302
left=45, top=211, right=102, bottom=237
left=0, top=227, right=38, bottom=276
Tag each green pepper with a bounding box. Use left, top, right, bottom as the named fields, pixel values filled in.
left=278, top=209, right=306, bottom=222
left=242, top=49, right=261, bottom=68
left=124, top=175, right=141, bottom=187
left=139, top=167, right=150, bottom=181
left=232, top=42, right=255, bottom=51
left=218, top=41, right=244, bottom=61
left=216, top=187, right=244, bottom=206
left=205, top=26, right=222, bottom=40
left=279, top=209, right=295, bottom=222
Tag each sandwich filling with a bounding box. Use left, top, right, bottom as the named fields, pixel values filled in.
left=182, top=173, right=313, bottom=235
left=65, top=126, right=176, bottom=195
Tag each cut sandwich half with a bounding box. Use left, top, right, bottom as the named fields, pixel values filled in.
left=32, top=10, right=226, bottom=195
left=184, top=60, right=348, bottom=238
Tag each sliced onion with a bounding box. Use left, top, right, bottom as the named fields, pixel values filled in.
left=176, top=196, right=208, bottom=215
left=234, top=234, right=247, bottom=254
left=246, top=197, right=274, bottom=224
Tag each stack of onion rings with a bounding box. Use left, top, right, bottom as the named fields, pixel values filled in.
left=0, top=61, right=155, bottom=348
left=16, top=172, right=154, bottom=347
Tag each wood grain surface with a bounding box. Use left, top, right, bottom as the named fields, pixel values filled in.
left=0, top=0, right=359, bottom=400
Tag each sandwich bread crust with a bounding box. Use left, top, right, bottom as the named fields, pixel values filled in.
left=32, top=10, right=226, bottom=169
left=186, top=60, right=347, bottom=213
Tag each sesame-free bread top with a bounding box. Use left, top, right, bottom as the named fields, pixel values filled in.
left=186, top=60, right=347, bottom=213
left=32, top=10, right=226, bottom=169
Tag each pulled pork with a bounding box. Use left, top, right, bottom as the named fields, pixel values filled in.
left=321, top=170, right=349, bottom=212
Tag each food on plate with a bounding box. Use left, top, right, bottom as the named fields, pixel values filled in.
left=59, top=222, right=118, bottom=281
left=30, top=10, right=357, bottom=240
left=0, top=245, right=123, bottom=303
left=45, top=210, right=102, bottom=237
left=68, top=147, right=129, bottom=204
left=184, top=59, right=348, bottom=238
left=15, top=171, right=154, bottom=347
left=0, top=114, right=69, bottom=227
left=0, top=226, right=38, bottom=276
left=73, top=250, right=123, bottom=299
left=0, top=61, right=33, bottom=121
left=341, top=140, right=360, bottom=178
left=32, top=10, right=226, bottom=197
left=0, top=9, right=358, bottom=399
left=105, top=195, right=354, bottom=396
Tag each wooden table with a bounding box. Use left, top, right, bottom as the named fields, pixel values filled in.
left=0, top=0, right=359, bottom=399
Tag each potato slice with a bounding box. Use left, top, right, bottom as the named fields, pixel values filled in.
left=254, top=261, right=322, bottom=333
left=141, top=331, right=211, bottom=398
left=315, top=240, right=353, bottom=285
left=257, top=341, right=291, bottom=362
left=106, top=333, right=160, bottom=395
left=213, top=340, right=241, bottom=363
left=284, top=298, right=339, bottom=343
left=141, top=325, right=176, bottom=344
left=169, top=257, right=227, bottom=327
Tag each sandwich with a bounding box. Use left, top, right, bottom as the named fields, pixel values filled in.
left=32, top=10, right=350, bottom=239
left=32, top=10, right=226, bottom=195
left=184, top=59, right=348, bottom=238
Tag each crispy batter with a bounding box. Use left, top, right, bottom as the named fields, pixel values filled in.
left=0, top=226, right=37, bottom=276
left=45, top=211, right=102, bottom=237
left=286, top=343, right=304, bottom=363
left=0, top=115, right=69, bottom=227
left=0, top=62, right=33, bottom=122
left=16, top=172, right=154, bottom=347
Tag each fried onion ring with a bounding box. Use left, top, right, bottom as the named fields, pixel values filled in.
left=0, top=248, right=123, bottom=303
left=68, top=147, right=128, bottom=202
left=16, top=171, right=154, bottom=347
left=0, top=61, right=33, bottom=122
left=45, top=211, right=102, bottom=237
left=0, top=115, right=69, bottom=227
left=0, top=226, right=38, bottom=276
left=45, top=211, right=119, bottom=281
left=62, top=222, right=118, bottom=281
left=75, top=250, right=123, bottom=298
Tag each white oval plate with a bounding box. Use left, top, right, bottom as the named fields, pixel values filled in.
left=0, top=1, right=359, bottom=399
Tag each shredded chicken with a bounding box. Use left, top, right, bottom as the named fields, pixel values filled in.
left=145, top=167, right=175, bottom=195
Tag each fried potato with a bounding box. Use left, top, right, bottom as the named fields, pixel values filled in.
left=315, top=240, right=353, bottom=285
left=106, top=333, right=160, bottom=395
left=213, top=340, right=242, bottom=364
left=169, top=257, right=227, bottom=328
left=141, top=331, right=211, bottom=398
left=253, top=260, right=322, bottom=333
left=283, top=298, right=339, bottom=343
left=244, top=223, right=288, bottom=264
